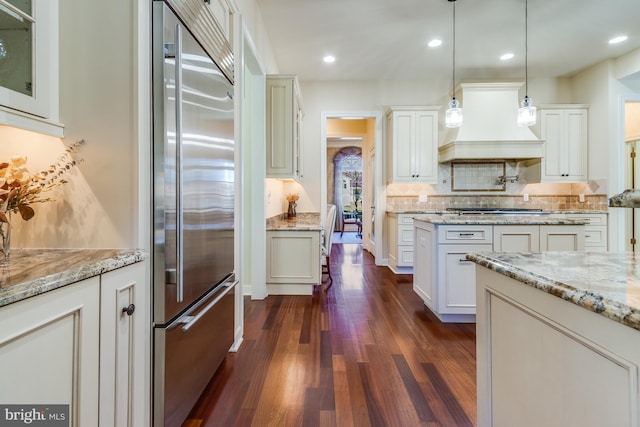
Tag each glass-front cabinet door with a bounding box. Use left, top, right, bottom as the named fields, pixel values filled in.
left=0, top=0, right=57, bottom=122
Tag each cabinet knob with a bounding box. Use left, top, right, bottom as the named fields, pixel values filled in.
left=122, top=304, right=136, bottom=316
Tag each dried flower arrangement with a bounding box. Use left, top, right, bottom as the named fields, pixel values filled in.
left=0, top=139, right=85, bottom=223
left=286, top=193, right=299, bottom=203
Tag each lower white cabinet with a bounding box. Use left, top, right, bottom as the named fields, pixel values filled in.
left=476, top=267, right=640, bottom=427
left=99, top=262, right=149, bottom=427
left=564, top=213, right=608, bottom=251
left=0, top=277, right=101, bottom=425
left=388, top=213, right=416, bottom=273
left=267, top=230, right=320, bottom=295
left=0, top=261, right=149, bottom=427
left=414, top=220, right=585, bottom=323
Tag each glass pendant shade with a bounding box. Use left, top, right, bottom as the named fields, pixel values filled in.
left=517, top=95, right=536, bottom=127
left=445, top=98, right=463, bottom=128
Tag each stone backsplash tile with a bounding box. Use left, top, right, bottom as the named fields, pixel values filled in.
left=386, top=194, right=608, bottom=212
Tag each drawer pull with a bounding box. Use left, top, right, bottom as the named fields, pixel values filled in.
left=458, top=233, right=475, bottom=237
left=458, top=258, right=472, bottom=263
left=585, top=235, right=591, bottom=238
left=122, top=304, right=135, bottom=316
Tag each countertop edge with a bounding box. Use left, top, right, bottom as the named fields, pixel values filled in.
left=467, top=252, right=640, bottom=332
left=0, top=249, right=148, bottom=308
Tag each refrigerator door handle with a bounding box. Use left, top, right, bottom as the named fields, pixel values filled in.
left=175, top=23, right=185, bottom=303
left=178, top=281, right=238, bottom=333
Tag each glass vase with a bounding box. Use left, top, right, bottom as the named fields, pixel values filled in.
left=287, top=201, right=297, bottom=220
left=0, top=213, right=10, bottom=257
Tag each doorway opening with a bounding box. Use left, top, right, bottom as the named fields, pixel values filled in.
left=320, top=112, right=384, bottom=264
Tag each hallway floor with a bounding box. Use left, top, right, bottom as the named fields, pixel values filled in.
left=184, top=244, right=477, bottom=426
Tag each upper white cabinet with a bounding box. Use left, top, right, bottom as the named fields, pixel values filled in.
left=266, top=75, right=304, bottom=180
left=537, top=105, right=588, bottom=182
left=0, top=0, right=63, bottom=136
left=385, top=106, right=439, bottom=183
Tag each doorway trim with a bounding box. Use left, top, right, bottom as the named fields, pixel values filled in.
left=320, top=111, right=385, bottom=265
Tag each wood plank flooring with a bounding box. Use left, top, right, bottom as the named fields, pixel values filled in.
left=184, top=244, right=477, bottom=426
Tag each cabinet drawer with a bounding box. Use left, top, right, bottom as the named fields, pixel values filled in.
left=565, top=213, right=607, bottom=226
left=398, top=225, right=415, bottom=245
left=438, top=225, right=493, bottom=244
left=398, top=214, right=415, bottom=225
left=584, top=226, right=607, bottom=246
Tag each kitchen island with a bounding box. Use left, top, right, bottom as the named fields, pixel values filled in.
left=412, top=214, right=587, bottom=322
left=0, top=249, right=149, bottom=426
left=469, top=251, right=640, bottom=427
left=266, top=213, right=322, bottom=294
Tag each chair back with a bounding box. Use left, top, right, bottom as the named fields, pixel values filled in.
left=323, top=204, right=337, bottom=257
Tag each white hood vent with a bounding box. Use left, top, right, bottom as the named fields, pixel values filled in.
left=438, top=82, right=543, bottom=162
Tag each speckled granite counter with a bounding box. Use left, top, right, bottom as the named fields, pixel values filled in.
left=413, top=214, right=588, bottom=225
left=266, top=213, right=322, bottom=231
left=0, top=249, right=148, bottom=307
left=467, top=251, right=640, bottom=331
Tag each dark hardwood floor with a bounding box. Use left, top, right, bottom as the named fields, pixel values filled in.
left=184, top=244, right=477, bottom=426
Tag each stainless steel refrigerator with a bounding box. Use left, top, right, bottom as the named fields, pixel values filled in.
left=152, top=2, right=236, bottom=426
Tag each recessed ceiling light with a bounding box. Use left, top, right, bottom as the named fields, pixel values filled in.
left=323, top=55, right=336, bottom=63
left=609, top=35, right=628, bottom=44
left=500, top=53, right=514, bottom=60
left=428, top=39, right=442, bottom=48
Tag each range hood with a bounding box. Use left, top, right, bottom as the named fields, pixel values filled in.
left=439, top=82, right=544, bottom=162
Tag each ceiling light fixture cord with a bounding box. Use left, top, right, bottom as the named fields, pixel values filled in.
left=452, top=0, right=456, bottom=99
left=525, top=0, right=528, bottom=97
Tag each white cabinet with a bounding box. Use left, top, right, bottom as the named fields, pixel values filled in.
left=540, top=224, right=585, bottom=251
left=266, top=75, right=304, bottom=180
left=493, top=225, right=540, bottom=252
left=476, top=267, right=640, bottom=427
left=0, top=0, right=63, bottom=136
left=0, top=260, right=149, bottom=427
left=565, top=213, right=608, bottom=252
left=538, top=106, right=588, bottom=182
left=388, top=213, right=415, bottom=273
left=267, top=230, right=320, bottom=295
left=413, top=225, right=435, bottom=309
left=413, top=220, right=492, bottom=323
left=385, top=106, right=438, bottom=183
left=0, top=277, right=100, bottom=425
left=413, top=220, right=585, bottom=323
left=99, top=262, right=149, bottom=427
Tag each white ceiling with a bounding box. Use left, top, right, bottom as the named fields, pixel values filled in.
left=255, top=0, right=640, bottom=82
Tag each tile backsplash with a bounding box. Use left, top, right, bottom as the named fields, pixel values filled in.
left=386, top=194, right=608, bottom=212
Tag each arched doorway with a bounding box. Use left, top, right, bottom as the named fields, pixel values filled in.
left=330, top=147, right=362, bottom=235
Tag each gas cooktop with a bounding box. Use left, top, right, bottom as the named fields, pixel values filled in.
left=445, top=208, right=549, bottom=215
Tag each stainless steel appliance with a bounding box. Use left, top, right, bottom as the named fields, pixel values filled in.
left=152, top=2, right=236, bottom=426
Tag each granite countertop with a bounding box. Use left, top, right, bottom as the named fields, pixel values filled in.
left=0, top=249, right=148, bottom=308
left=387, top=209, right=608, bottom=215
left=266, top=213, right=322, bottom=231
left=412, top=214, right=588, bottom=225
left=466, top=251, right=640, bottom=332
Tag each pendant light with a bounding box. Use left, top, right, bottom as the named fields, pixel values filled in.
left=445, top=0, right=462, bottom=128
left=517, top=0, right=536, bottom=126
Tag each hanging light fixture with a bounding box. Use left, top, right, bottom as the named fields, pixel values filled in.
left=517, top=0, right=536, bottom=126
left=445, top=0, right=462, bottom=128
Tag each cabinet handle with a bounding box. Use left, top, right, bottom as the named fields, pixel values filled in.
left=122, top=304, right=136, bottom=316
left=585, top=234, right=591, bottom=238
left=458, top=258, right=472, bottom=263
left=458, top=233, right=475, bottom=236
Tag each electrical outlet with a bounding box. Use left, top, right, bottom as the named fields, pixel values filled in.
left=579, top=194, right=585, bottom=203
left=523, top=193, right=529, bottom=201
left=418, top=194, right=428, bottom=203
